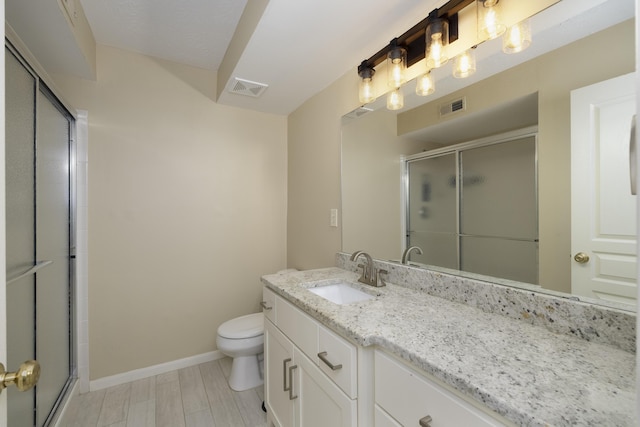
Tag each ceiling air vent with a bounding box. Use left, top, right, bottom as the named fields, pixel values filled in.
left=344, top=106, right=374, bottom=120
left=227, top=77, right=268, bottom=98
left=439, top=97, right=466, bottom=117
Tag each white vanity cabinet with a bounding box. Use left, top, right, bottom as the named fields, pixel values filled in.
left=374, top=350, right=509, bottom=427
left=263, top=287, right=357, bottom=427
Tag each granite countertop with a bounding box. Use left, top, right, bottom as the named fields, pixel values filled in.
left=261, top=267, right=636, bottom=427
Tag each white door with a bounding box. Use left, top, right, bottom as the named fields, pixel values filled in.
left=571, top=72, right=637, bottom=305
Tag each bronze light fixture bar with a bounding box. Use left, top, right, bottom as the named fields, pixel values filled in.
left=357, top=0, right=475, bottom=76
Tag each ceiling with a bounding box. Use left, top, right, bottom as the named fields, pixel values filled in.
left=5, top=0, right=635, bottom=116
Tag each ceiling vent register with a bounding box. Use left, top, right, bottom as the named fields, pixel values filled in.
left=439, top=97, right=466, bottom=117
left=227, top=77, right=269, bottom=98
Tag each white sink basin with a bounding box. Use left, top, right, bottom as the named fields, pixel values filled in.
left=308, top=283, right=374, bottom=305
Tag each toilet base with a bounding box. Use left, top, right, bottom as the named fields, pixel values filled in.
left=228, top=353, right=263, bottom=391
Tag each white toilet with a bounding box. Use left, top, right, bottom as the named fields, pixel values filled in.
left=216, top=312, right=264, bottom=391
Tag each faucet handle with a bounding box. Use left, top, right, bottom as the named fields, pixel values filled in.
left=375, top=269, right=388, bottom=287
left=356, top=263, right=368, bottom=281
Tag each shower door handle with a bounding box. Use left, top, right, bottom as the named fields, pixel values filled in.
left=7, top=260, right=53, bottom=285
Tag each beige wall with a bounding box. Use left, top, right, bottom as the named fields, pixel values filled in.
left=53, top=45, right=288, bottom=380
left=286, top=71, right=357, bottom=270
left=288, top=20, right=635, bottom=292
left=342, top=109, right=436, bottom=260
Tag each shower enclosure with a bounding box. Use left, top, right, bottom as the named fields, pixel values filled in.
left=5, top=42, right=76, bottom=426
left=405, top=129, right=538, bottom=284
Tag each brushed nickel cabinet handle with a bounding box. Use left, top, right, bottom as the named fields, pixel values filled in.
left=260, top=301, right=273, bottom=310
left=283, top=358, right=291, bottom=392
left=288, top=365, right=298, bottom=400
left=317, top=351, right=342, bottom=370
left=419, top=415, right=433, bottom=427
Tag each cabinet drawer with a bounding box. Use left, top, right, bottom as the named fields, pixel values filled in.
left=318, top=325, right=357, bottom=399
left=277, top=297, right=318, bottom=360
left=262, top=287, right=276, bottom=324
left=374, top=405, right=401, bottom=427
left=375, top=351, right=504, bottom=427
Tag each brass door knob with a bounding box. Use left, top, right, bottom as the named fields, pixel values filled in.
left=574, top=252, right=590, bottom=264
left=0, top=360, right=40, bottom=392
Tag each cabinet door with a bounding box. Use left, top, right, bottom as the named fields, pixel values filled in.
left=265, top=320, right=295, bottom=427
left=294, top=347, right=357, bottom=427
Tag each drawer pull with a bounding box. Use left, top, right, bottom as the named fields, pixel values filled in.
left=419, top=415, right=433, bottom=427
left=288, top=365, right=298, bottom=400
left=283, top=358, right=291, bottom=392
left=318, top=351, right=342, bottom=371
left=260, top=301, right=273, bottom=310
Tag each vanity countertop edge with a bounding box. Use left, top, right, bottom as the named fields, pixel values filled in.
left=261, top=267, right=636, bottom=427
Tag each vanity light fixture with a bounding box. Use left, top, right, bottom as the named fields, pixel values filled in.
left=358, top=61, right=376, bottom=104
left=387, top=38, right=407, bottom=88
left=503, top=19, right=531, bottom=54
left=477, top=0, right=506, bottom=41
left=453, top=47, right=477, bottom=78
left=416, top=71, right=435, bottom=96
left=355, top=0, right=535, bottom=107
left=387, top=87, right=404, bottom=110
left=425, top=12, right=450, bottom=69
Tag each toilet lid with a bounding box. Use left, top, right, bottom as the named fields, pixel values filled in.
left=218, top=312, right=264, bottom=339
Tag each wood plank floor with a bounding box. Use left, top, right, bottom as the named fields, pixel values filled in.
left=61, top=357, right=267, bottom=427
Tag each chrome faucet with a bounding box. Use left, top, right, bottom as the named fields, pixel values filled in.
left=350, top=250, right=387, bottom=287
left=401, top=246, right=423, bottom=264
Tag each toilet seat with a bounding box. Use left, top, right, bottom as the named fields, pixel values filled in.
left=218, top=312, right=263, bottom=339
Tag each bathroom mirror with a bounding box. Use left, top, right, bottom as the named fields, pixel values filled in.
left=341, top=0, right=637, bottom=311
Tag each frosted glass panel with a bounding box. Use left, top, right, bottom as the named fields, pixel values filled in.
left=408, top=232, right=457, bottom=269
left=35, top=88, right=71, bottom=426
left=461, top=236, right=538, bottom=284
left=460, top=137, right=537, bottom=239
left=407, top=154, right=457, bottom=233
left=407, top=154, right=457, bottom=268
left=5, top=48, right=37, bottom=427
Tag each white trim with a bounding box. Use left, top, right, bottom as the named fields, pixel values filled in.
left=75, top=110, right=90, bottom=393
left=89, top=350, right=225, bottom=391
left=52, top=381, right=80, bottom=427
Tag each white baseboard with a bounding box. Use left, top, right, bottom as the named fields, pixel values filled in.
left=89, top=350, right=225, bottom=391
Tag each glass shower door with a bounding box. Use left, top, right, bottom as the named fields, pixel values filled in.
left=406, top=153, right=458, bottom=268
left=35, top=87, right=73, bottom=426
left=6, top=44, right=37, bottom=427
left=5, top=45, right=74, bottom=426
left=460, top=137, right=538, bottom=283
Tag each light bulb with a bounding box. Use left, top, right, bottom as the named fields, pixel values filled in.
left=387, top=41, right=407, bottom=87
left=503, top=20, right=531, bottom=54
left=358, top=61, right=376, bottom=104
left=477, top=0, right=505, bottom=41
left=426, top=18, right=449, bottom=69
left=359, top=77, right=375, bottom=104
left=416, top=72, right=435, bottom=96
left=387, top=88, right=404, bottom=110
left=453, top=49, right=476, bottom=78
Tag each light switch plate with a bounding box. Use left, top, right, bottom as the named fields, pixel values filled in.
left=330, top=209, right=338, bottom=227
